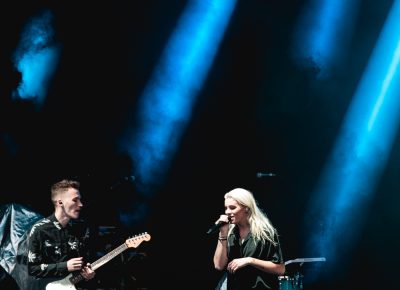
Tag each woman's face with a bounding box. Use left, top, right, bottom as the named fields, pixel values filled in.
left=224, top=197, right=248, bottom=226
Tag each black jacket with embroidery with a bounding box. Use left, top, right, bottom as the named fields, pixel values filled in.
left=27, top=213, right=89, bottom=279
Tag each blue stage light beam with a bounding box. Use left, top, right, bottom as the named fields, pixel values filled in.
left=291, top=0, right=360, bottom=78
left=12, top=9, right=61, bottom=109
left=120, top=0, right=236, bottom=196
left=303, top=0, right=400, bottom=282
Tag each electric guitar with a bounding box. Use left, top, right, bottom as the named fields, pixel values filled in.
left=45, top=232, right=151, bottom=290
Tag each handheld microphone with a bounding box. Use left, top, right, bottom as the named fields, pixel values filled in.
left=206, top=218, right=230, bottom=235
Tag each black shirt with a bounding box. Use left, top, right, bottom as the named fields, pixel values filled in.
left=227, top=227, right=284, bottom=290
left=27, top=214, right=89, bottom=285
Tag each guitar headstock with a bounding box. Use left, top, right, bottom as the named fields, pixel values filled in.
left=125, top=232, right=151, bottom=248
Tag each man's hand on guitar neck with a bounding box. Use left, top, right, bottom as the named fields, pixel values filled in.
left=81, top=263, right=95, bottom=280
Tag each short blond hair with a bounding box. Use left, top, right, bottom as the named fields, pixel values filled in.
left=51, top=179, right=80, bottom=205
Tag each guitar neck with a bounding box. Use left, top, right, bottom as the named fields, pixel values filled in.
left=68, top=232, right=151, bottom=286
left=69, top=243, right=128, bottom=285
left=92, top=243, right=128, bottom=270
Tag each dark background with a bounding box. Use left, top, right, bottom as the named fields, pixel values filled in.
left=1, top=1, right=400, bottom=289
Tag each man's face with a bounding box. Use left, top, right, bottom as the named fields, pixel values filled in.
left=59, top=187, right=83, bottom=220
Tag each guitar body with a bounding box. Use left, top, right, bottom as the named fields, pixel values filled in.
left=45, top=274, right=76, bottom=290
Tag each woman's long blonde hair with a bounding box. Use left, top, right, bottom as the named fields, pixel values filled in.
left=225, top=188, right=278, bottom=245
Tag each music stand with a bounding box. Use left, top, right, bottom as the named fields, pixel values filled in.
left=281, top=257, right=326, bottom=289
left=285, top=257, right=326, bottom=270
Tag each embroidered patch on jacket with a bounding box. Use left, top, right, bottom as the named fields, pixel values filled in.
left=53, top=221, right=62, bottom=230
left=28, top=251, right=37, bottom=263
left=54, top=246, right=61, bottom=256
left=68, top=239, right=79, bottom=250
left=29, top=218, right=51, bottom=237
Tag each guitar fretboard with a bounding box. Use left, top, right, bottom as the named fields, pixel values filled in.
left=69, top=243, right=128, bottom=285
left=92, top=243, right=128, bottom=270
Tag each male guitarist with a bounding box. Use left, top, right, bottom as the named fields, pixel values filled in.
left=27, top=179, right=96, bottom=289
